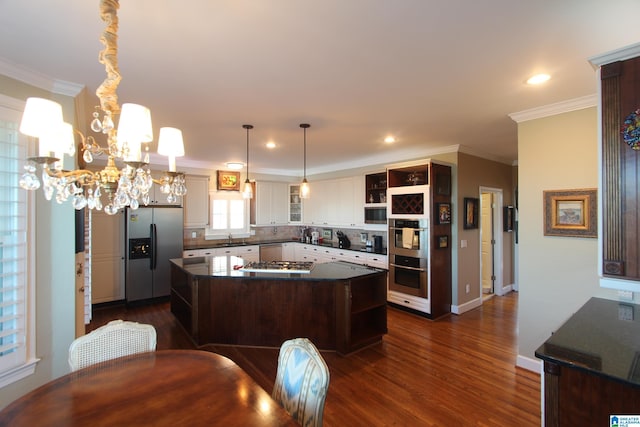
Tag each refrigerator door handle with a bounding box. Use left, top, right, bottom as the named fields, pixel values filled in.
left=150, top=223, right=158, bottom=270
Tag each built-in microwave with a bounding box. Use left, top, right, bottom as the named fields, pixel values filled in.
left=364, top=206, right=387, bottom=224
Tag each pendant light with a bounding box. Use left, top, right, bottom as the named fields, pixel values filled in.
left=242, top=124, right=254, bottom=199
left=300, top=123, right=311, bottom=199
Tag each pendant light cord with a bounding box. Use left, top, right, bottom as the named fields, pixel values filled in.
left=242, top=124, right=253, bottom=178
left=300, top=123, right=310, bottom=179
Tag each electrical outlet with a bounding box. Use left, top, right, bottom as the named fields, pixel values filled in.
left=619, top=304, right=634, bottom=321
left=191, top=231, right=197, bottom=239
left=465, top=284, right=470, bottom=294
left=618, top=290, right=634, bottom=301
left=461, top=240, right=467, bottom=248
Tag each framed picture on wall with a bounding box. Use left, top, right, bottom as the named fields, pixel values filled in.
left=436, top=203, right=451, bottom=225
left=503, top=206, right=515, bottom=232
left=543, top=188, right=597, bottom=237
left=216, top=170, right=241, bottom=191
left=437, top=235, right=449, bottom=249
left=463, top=197, right=479, bottom=229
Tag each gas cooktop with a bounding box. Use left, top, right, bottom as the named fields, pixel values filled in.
left=240, top=261, right=314, bottom=274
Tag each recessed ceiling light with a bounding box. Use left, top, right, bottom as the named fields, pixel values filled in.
left=266, top=141, right=276, bottom=149
left=384, top=136, right=396, bottom=144
left=527, top=74, right=551, bottom=85
left=226, top=162, right=244, bottom=170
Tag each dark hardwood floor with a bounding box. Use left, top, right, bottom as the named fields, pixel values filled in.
left=89, top=292, right=540, bottom=426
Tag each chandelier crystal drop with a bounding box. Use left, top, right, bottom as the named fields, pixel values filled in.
left=18, top=0, right=186, bottom=215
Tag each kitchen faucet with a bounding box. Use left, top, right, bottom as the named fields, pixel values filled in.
left=228, top=234, right=232, bottom=245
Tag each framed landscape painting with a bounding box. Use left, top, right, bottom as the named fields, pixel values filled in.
left=543, top=188, right=597, bottom=237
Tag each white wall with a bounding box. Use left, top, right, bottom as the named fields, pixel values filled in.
left=517, top=106, right=618, bottom=364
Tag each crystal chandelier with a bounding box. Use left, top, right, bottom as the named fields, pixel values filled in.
left=18, top=0, right=186, bottom=215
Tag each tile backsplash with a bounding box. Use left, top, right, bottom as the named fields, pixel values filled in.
left=184, top=225, right=386, bottom=249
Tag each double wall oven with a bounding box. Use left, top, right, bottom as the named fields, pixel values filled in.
left=388, top=218, right=428, bottom=298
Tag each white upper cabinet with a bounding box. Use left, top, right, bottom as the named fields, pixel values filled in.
left=148, top=184, right=182, bottom=206
left=184, top=175, right=210, bottom=228
left=303, top=176, right=364, bottom=227
left=254, top=181, right=289, bottom=226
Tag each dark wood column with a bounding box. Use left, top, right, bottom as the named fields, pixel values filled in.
left=601, top=57, right=640, bottom=280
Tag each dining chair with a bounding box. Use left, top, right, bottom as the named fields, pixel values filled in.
left=68, top=319, right=157, bottom=371
left=272, top=338, right=330, bottom=427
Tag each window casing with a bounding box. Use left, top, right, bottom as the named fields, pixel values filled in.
left=205, top=190, right=250, bottom=240
left=0, top=96, right=37, bottom=387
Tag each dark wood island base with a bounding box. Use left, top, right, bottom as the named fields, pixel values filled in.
left=170, top=257, right=388, bottom=355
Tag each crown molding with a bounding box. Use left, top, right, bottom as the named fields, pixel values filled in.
left=508, top=94, right=597, bottom=124
left=457, top=145, right=514, bottom=165
left=0, top=57, right=83, bottom=97
left=589, top=42, right=640, bottom=68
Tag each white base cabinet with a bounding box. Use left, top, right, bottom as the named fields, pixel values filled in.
left=182, top=245, right=260, bottom=263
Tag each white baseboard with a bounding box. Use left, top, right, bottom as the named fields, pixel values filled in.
left=516, top=354, right=542, bottom=374
left=451, top=296, right=482, bottom=314
left=500, top=284, right=513, bottom=295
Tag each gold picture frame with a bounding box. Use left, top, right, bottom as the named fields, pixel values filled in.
left=217, top=170, right=241, bottom=191
left=543, top=188, right=597, bottom=238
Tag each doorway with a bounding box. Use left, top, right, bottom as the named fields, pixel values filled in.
left=479, top=187, right=504, bottom=299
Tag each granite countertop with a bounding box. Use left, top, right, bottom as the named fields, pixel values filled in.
left=184, top=239, right=387, bottom=255
left=171, top=257, right=385, bottom=280
left=535, top=297, right=640, bottom=387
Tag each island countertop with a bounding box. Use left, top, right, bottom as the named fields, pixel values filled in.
left=170, top=256, right=384, bottom=280
left=535, top=297, right=640, bottom=425
left=535, top=297, right=640, bottom=387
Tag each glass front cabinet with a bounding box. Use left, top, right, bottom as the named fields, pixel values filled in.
left=288, top=184, right=302, bottom=223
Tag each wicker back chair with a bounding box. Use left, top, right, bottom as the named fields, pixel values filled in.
left=68, top=319, right=157, bottom=371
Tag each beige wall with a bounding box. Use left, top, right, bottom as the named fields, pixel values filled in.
left=517, top=106, right=617, bottom=361
left=456, top=152, right=516, bottom=307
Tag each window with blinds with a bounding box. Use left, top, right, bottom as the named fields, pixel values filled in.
left=205, top=191, right=249, bottom=239
left=0, top=99, right=36, bottom=387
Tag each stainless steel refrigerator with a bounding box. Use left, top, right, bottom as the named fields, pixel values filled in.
left=125, top=206, right=183, bottom=302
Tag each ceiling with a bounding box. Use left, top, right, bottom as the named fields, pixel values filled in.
left=1, top=1, right=638, bottom=177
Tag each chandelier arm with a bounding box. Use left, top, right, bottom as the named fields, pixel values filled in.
left=150, top=172, right=185, bottom=186
left=42, top=168, right=99, bottom=184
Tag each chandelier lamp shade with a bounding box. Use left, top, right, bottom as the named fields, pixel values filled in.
left=242, top=124, right=254, bottom=199
left=17, top=0, right=186, bottom=215
left=300, top=123, right=310, bottom=199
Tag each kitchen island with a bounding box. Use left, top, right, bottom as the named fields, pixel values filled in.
left=170, top=256, right=387, bottom=355
left=536, top=297, right=640, bottom=426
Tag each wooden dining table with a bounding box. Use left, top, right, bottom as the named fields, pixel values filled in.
left=0, top=349, right=298, bottom=426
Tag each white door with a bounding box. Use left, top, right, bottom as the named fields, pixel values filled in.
left=479, top=187, right=504, bottom=297
left=481, top=193, right=494, bottom=294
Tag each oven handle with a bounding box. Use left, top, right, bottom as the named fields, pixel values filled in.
left=389, top=263, right=427, bottom=272
left=389, top=227, right=427, bottom=232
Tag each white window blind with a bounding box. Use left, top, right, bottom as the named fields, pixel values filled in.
left=205, top=191, right=249, bottom=239
left=0, top=99, right=36, bottom=387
